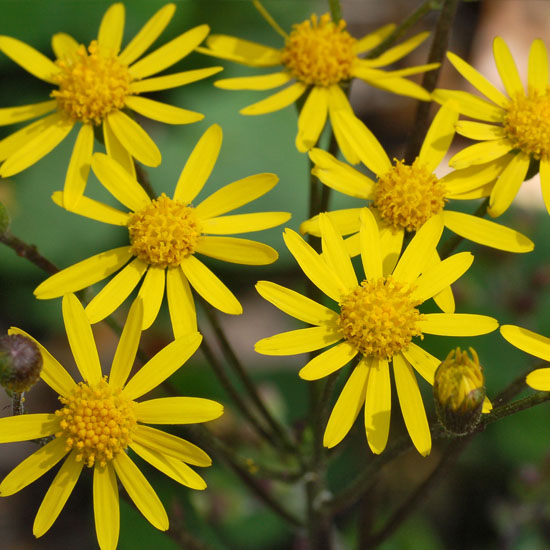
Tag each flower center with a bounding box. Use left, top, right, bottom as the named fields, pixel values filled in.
left=55, top=378, right=136, bottom=468
left=374, top=159, right=447, bottom=232
left=338, top=276, right=423, bottom=359
left=281, top=13, right=356, bottom=86
left=51, top=40, right=132, bottom=125
left=503, top=88, right=550, bottom=160
left=127, top=193, right=202, bottom=268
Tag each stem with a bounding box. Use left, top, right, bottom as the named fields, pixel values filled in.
left=328, top=0, right=342, bottom=23
left=482, top=391, right=550, bottom=425
left=405, top=0, right=460, bottom=163
left=11, top=392, right=25, bottom=415
left=0, top=231, right=58, bottom=274
left=133, top=161, right=156, bottom=200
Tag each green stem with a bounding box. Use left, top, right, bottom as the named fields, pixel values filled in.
left=405, top=0, right=460, bottom=163
left=0, top=231, right=58, bottom=274
left=482, top=391, right=550, bottom=425
left=328, top=0, right=342, bottom=23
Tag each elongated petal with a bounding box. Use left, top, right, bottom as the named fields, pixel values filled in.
left=283, top=228, right=342, bottom=302
left=418, top=313, right=498, bottom=336
left=119, top=3, right=176, bottom=66
left=131, top=443, right=206, bottom=489
left=493, top=37, right=524, bottom=97
left=215, top=71, right=292, bottom=90
left=450, top=139, right=514, bottom=171
left=93, top=463, right=119, bottom=550
left=256, top=280, right=339, bottom=326
left=381, top=62, right=440, bottom=78
left=0, top=35, right=59, bottom=83
left=0, top=100, right=56, bottom=126
left=137, top=266, right=165, bottom=330
left=327, top=85, right=360, bottom=164
left=413, top=251, right=472, bottom=304
left=379, top=217, right=404, bottom=276
left=418, top=101, right=458, bottom=171
left=255, top=326, right=342, bottom=356
left=446, top=51, right=509, bottom=107
left=85, top=258, right=148, bottom=324
left=33, top=451, right=83, bottom=537
left=309, top=148, right=375, bottom=199
left=34, top=246, right=133, bottom=299
left=63, top=123, right=94, bottom=208
left=131, top=67, right=223, bottom=93
left=132, top=425, right=211, bottom=466
left=196, top=236, right=278, bottom=265
left=365, top=357, right=391, bottom=454
left=365, top=74, right=431, bottom=101
left=541, top=159, right=550, bottom=215
left=135, top=397, right=223, bottom=424
left=0, top=413, right=58, bottom=444
left=443, top=210, right=533, bottom=252
left=500, top=325, right=550, bottom=362
left=296, top=86, right=328, bottom=152
left=125, top=96, right=203, bottom=125
left=323, top=359, right=369, bottom=448
left=0, top=114, right=56, bottom=161
left=173, top=124, right=222, bottom=205
left=0, top=436, right=67, bottom=496
left=103, top=117, right=136, bottom=180
left=366, top=32, right=429, bottom=68
left=204, top=34, right=282, bottom=67
left=301, top=208, right=363, bottom=237
left=393, top=354, right=431, bottom=456
left=240, top=82, right=307, bottom=115
left=0, top=113, right=73, bottom=177
left=109, top=298, right=143, bottom=390
left=432, top=89, right=504, bottom=122
left=112, top=452, right=168, bottom=531
left=488, top=152, right=530, bottom=217
left=526, top=368, right=550, bottom=391
left=455, top=121, right=507, bottom=141
left=130, top=24, right=209, bottom=79
left=52, top=192, right=129, bottom=226
left=123, top=332, right=202, bottom=400
left=98, top=3, right=124, bottom=55
left=392, top=215, right=444, bottom=283
left=354, top=23, right=396, bottom=54
left=402, top=343, right=440, bottom=384
left=63, top=293, right=102, bottom=383
left=166, top=267, right=196, bottom=338
left=360, top=207, right=383, bottom=281
left=180, top=256, right=242, bottom=314
left=528, top=39, right=549, bottom=93
left=51, top=33, right=79, bottom=60
left=8, top=327, right=76, bottom=397
left=202, top=211, right=290, bottom=234
left=195, top=173, right=278, bottom=220
left=299, top=341, right=358, bottom=380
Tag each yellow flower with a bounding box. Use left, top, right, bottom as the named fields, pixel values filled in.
left=199, top=5, right=437, bottom=162
left=500, top=325, right=550, bottom=390
left=34, top=124, right=290, bottom=336
left=255, top=211, right=496, bottom=456
left=433, top=38, right=550, bottom=217
left=0, top=294, right=223, bottom=550
left=0, top=3, right=222, bottom=207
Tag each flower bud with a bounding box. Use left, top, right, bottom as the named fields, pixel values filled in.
left=0, top=201, right=10, bottom=235
left=0, top=334, right=43, bottom=394
left=433, top=347, right=485, bottom=436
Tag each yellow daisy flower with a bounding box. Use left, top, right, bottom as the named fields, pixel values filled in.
left=34, top=124, right=290, bottom=336
left=0, top=293, right=223, bottom=550
left=255, top=211, right=497, bottom=456
left=199, top=5, right=437, bottom=163
left=433, top=38, right=549, bottom=217
left=500, top=325, right=550, bottom=391
left=0, top=3, right=222, bottom=207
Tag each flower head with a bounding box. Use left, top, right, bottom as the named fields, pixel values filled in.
left=0, top=3, right=222, bottom=207
left=0, top=294, right=223, bottom=550
left=255, top=211, right=496, bottom=456
left=0, top=333, right=43, bottom=394
left=34, top=124, right=290, bottom=336
left=433, top=38, right=550, bottom=216
left=199, top=4, right=437, bottom=163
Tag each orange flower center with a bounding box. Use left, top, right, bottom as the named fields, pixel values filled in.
left=281, top=13, right=356, bottom=86
left=51, top=40, right=131, bottom=125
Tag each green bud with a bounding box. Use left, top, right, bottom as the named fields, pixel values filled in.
left=0, top=334, right=43, bottom=394
left=0, top=201, right=10, bottom=235
left=433, top=347, right=485, bottom=436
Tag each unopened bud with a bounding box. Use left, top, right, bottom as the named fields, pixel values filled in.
left=433, top=347, right=485, bottom=436
left=0, top=201, right=10, bottom=235
left=0, top=334, right=43, bottom=394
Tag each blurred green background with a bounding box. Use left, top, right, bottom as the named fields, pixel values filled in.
left=1, top=1, right=549, bottom=549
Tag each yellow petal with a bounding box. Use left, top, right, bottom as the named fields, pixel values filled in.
left=125, top=95, right=203, bottom=125
left=528, top=39, right=549, bottom=93
left=0, top=413, right=59, bottom=444
left=301, top=208, right=363, bottom=237
left=493, top=36, right=524, bottom=97
left=97, top=3, right=125, bottom=56
left=51, top=191, right=129, bottom=226
left=364, top=357, right=391, bottom=454
left=327, top=85, right=360, bottom=164
left=354, top=23, right=396, bottom=54
left=255, top=326, right=342, bottom=356
left=240, top=82, right=307, bottom=115
left=393, top=354, right=431, bottom=456
left=201, top=211, right=291, bottom=234
left=455, top=120, right=507, bottom=141
left=378, top=217, right=404, bottom=276
left=299, top=341, right=358, bottom=381
left=51, top=33, right=79, bottom=60
left=215, top=71, right=292, bottom=90
left=360, top=207, right=383, bottom=281
left=166, top=266, right=197, bottom=338
left=432, top=89, right=504, bottom=122
left=129, top=24, right=210, bottom=79
left=541, top=159, right=550, bottom=215
left=526, top=368, right=550, bottom=392
left=402, top=343, right=441, bottom=384
left=103, top=117, right=136, bottom=180
left=180, top=256, right=242, bottom=315
left=0, top=100, right=56, bottom=126
left=418, top=313, right=498, bottom=336
left=363, top=72, right=431, bottom=101
left=93, top=463, right=119, bottom=550
left=296, top=86, right=329, bottom=152
left=34, top=246, right=133, bottom=299
left=63, top=293, right=102, bottom=384
left=112, top=452, right=168, bottom=531
left=33, top=451, right=83, bottom=538
left=123, top=332, right=202, bottom=400
left=135, top=397, right=223, bottom=424
left=137, top=266, right=165, bottom=330
left=85, top=258, right=148, bottom=324
left=500, top=325, right=550, bottom=362
left=130, top=66, right=223, bottom=93
left=196, top=236, right=278, bottom=265
left=365, top=32, right=429, bottom=68
left=63, top=123, right=94, bottom=209
left=323, top=359, right=369, bottom=448
left=204, top=34, right=282, bottom=67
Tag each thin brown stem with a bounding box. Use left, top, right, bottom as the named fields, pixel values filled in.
left=0, top=231, right=58, bottom=274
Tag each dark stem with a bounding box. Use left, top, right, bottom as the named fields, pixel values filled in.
left=0, top=231, right=58, bottom=274
left=11, top=392, right=25, bottom=415
left=133, top=161, right=157, bottom=200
